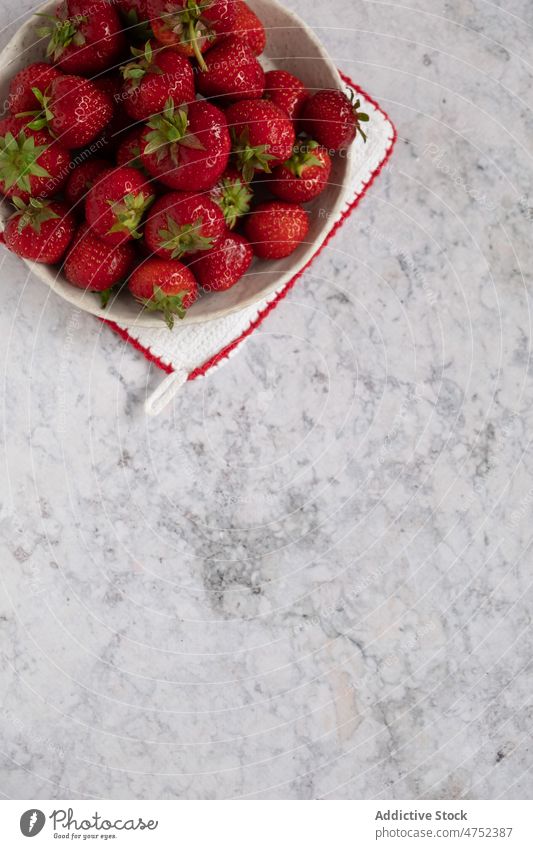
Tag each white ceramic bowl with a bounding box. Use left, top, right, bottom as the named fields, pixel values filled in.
left=0, top=0, right=351, bottom=326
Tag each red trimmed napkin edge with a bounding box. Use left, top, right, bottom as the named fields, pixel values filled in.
left=103, top=71, right=397, bottom=382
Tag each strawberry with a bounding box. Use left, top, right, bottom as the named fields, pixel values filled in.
left=128, top=258, right=198, bottom=328
left=263, top=69, right=308, bottom=121
left=64, top=223, right=136, bottom=292
left=232, top=0, right=266, bottom=56
left=190, top=230, right=252, bottom=291
left=209, top=166, right=252, bottom=229
left=85, top=166, right=155, bottom=246
left=7, top=63, right=62, bottom=115
left=0, top=117, right=71, bottom=201
left=301, top=90, right=369, bottom=150
left=121, top=41, right=195, bottom=121
left=197, top=37, right=265, bottom=102
left=3, top=197, right=75, bottom=263
left=269, top=141, right=331, bottom=203
left=244, top=201, right=308, bottom=259
left=226, top=99, right=295, bottom=181
left=36, top=0, right=126, bottom=75
left=147, top=0, right=236, bottom=69
left=141, top=98, right=230, bottom=191
left=116, top=128, right=146, bottom=170
left=144, top=191, right=225, bottom=259
left=24, top=75, right=113, bottom=150
left=65, top=158, right=109, bottom=209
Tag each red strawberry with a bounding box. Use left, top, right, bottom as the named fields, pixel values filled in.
left=141, top=99, right=230, bottom=191
left=3, top=197, right=75, bottom=263
left=232, top=0, right=266, bottom=56
left=0, top=117, right=71, bottom=201
left=197, top=37, right=265, bottom=103
left=36, top=0, right=126, bottom=75
left=269, top=141, right=331, bottom=203
left=209, top=166, right=252, bottom=229
left=263, top=70, right=308, bottom=121
left=65, top=159, right=109, bottom=209
left=226, top=99, right=295, bottom=181
left=128, top=258, right=198, bottom=328
left=121, top=41, right=195, bottom=121
left=85, top=166, right=155, bottom=246
left=26, top=75, right=113, bottom=150
left=190, top=230, right=252, bottom=291
left=244, top=201, right=308, bottom=259
left=147, top=0, right=236, bottom=69
left=144, top=191, right=225, bottom=259
left=8, top=63, right=62, bottom=115
left=116, top=128, right=146, bottom=170
left=64, top=223, right=136, bottom=291
left=301, top=90, right=369, bottom=150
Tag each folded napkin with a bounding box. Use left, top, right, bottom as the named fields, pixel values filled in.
left=103, top=73, right=396, bottom=415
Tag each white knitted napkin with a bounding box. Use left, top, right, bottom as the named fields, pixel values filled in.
left=105, top=78, right=396, bottom=415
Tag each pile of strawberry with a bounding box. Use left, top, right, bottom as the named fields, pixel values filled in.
left=0, top=0, right=369, bottom=327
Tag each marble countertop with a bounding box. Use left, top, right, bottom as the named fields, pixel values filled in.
left=1, top=0, right=533, bottom=800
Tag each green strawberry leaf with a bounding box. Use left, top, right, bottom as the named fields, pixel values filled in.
left=349, top=97, right=370, bottom=143
left=144, top=100, right=204, bottom=162
left=137, top=286, right=188, bottom=329
left=231, top=127, right=277, bottom=181
left=284, top=141, right=323, bottom=177
left=35, top=13, right=87, bottom=62
left=158, top=214, right=214, bottom=258
left=13, top=197, right=59, bottom=235
left=106, top=191, right=155, bottom=239
left=212, top=175, right=253, bottom=229
left=0, top=130, right=51, bottom=194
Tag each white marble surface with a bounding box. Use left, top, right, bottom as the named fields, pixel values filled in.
left=1, top=0, right=533, bottom=800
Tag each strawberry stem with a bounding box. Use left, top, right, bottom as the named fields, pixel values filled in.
left=351, top=97, right=370, bottom=143
left=188, top=19, right=207, bottom=70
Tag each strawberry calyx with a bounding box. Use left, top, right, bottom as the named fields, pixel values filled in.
left=123, top=9, right=154, bottom=42
left=100, top=286, right=114, bottom=308
left=99, top=282, right=127, bottom=308
left=137, top=285, right=188, bottom=329
left=107, top=191, right=155, bottom=239
left=162, top=0, right=214, bottom=71
left=35, top=12, right=87, bottom=62
left=121, top=41, right=160, bottom=86
left=17, top=87, right=55, bottom=134
left=350, top=96, right=370, bottom=143
left=11, top=196, right=60, bottom=234
left=284, top=140, right=323, bottom=178
left=125, top=142, right=144, bottom=171
left=144, top=99, right=204, bottom=165
left=158, top=214, right=214, bottom=258
left=212, top=175, right=253, bottom=229
left=0, top=129, right=50, bottom=195
left=231, top=127, right=277, bottom=182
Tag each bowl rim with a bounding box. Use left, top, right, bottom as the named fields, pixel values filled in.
left=0, top=0, right=352, bottom=327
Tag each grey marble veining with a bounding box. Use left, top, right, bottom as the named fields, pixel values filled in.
left=1, top=0, right=533, bottom=800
